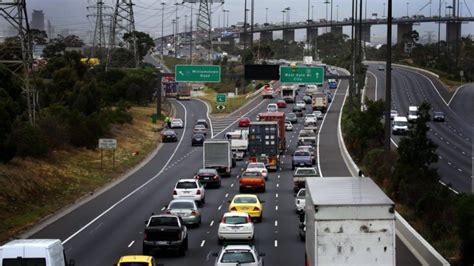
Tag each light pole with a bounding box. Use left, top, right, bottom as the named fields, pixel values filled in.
left=307, top=0, right=310, bottom=22
left=160, top=2, right=165, bottom=61
left=382, top=3, right=386, bottom=18
left=174, top=1, right=179, bottom=59
left=281, top=10, right=286, bottom=26
left=172, top=19, right=176, bottom=58
left=312, top=5, right=314, bottom=20
left=406, top=2, right=409, bottom=17
left=265, top=8, right=268, bottom=24
left=324, top=0, right=330, bottom=32
left=336, top=5, right=339, bottom=21
left=285, top=7, right=291, bottom=24
left=243, top=0, right=248, bottom=50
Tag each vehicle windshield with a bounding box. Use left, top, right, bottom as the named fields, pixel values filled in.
left=234, top=197, right=257, bottom=204
left=306, top=114, right=315, bottom=118
left=299, top=131, right=316, bottom=137
left=394, top=121, right=407, bottom=127
left=176, top=181, right=197, bottom=189
left=434, top=112, right=443, bottom=116
left=3, top=258, right=47, bottom=266
left=224, top=216, right=248, bottom=224
left=194, top=125, right=205, bottom=129
left=409, top=110, right=417, bottom=116
left=149, top=216, right=179, bottom=226
left=164, top=130, right=175, bottom=135
left=169, top=201, right=195, bottom=209
left=296, top=168, right=318, bottom=175
left=287, top=113, right=296, bottom=118
left=248, top=163, right=264, bottom=169
left=198, top=169, right=216, bottom=174
left=297, top=189, right=306, bottom=197
left=242, top=172, right=261, bottom=177
left=221, top=251, right=256, bottom=263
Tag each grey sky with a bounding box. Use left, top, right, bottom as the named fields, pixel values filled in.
left=3, top=0, right=474, bottom=44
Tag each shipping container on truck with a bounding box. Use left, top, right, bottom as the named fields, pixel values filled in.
left=256, top=112, right=286, bottom=153
left=162, top=76, right=177, bottom=98
left=248, top=121, right=280, bottom=171
left=304, top=177, right=396, bottom=266
left=203, top=140, right=234, bottom=176
left=176, top=83, right=191, bottom=100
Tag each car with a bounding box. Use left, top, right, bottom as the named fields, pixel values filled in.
left=296, top=100, right=306, bottom=109
left=245, top=162, right=268, bottom=180
left=213, top=244, right=265, bottom=266
left=285, top=121, right=293, bottom=131
left=228, top=194, right=264, bottom=222
left=297, top=145, right=315, bottom=164
left=327, top=92, right=333, bottom=103
left=143, top=214, right=188, bottom=256
left=116, top=255, right=156, bottom=266
left=266, top=103, right=278, bottom=112
left=173, top=179, right=206, bottom=205
left=161, top=129, right=178, bottom=142
left=297, top=84, right=306, bottom=90
left=196, top=119, right=209, bottom=128
left=170, top=118, right=184, bottom=128
left=390, top=109, right=398, bottom=120
left=276, top=100, right=287, bottom=108
left=239, top=171, right=266, bottom=192
left=193, top=124, right=207, bottom=135
left=217, top=212, right=255, bottom=244
left=292, top=149, right=313, bottom=170
left=313, top=110, right=323, bottom=120
left=392, top=116, right=409, bottom=135
left=298, top=212, right=306, bottom=241
left=328, top=79, right=338, bottom=89
left=166, top=199, right=201, bottom=226
left=378, top=64, right=385, bottom=71
left=286, top=112, right=298, bottom=123
left=292, top=106, right=304, bottom=117
left=433, top=111, right=445, bottom=122
left=302, top=95, right=312, bottom=104
left=239, top=117, right=251, bottom=127
left=304, top=114, right=317, bottom=126
left=295, top=188, right=306, bottom=213
left=194, top=168, right=221, bottom=188
left=408, top=106, right=418, bottom=122
left=191, top=133, right=205, bottom=146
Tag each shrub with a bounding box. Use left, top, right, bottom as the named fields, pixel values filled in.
left=456, top=194, right=474, bottom=265
left=8, top=121, right=48, bottom=157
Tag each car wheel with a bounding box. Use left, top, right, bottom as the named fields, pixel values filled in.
left=178, top=246, right=186, bottom=256
left=239, top=187, right=244, bottom=193
left=201, top=197, right=205, bottom=205
left=184, top=237, right=189, bottom=250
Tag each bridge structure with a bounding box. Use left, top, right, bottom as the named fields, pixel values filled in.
left=229, top=16, right=474, bottom=44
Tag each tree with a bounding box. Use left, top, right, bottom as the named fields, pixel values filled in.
left=0, top=37, right=22, bottom=61
left=456, top=194, right=474, bottom=265
left=123, top=31, right=155, bottom=60
left=29, top=29, right=48, bottom=45
left=43, top=35, right=84, bottom=58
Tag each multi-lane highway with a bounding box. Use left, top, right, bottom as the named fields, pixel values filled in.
left=367, top=65, right=473, bottom=193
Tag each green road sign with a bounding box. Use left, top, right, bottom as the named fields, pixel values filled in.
left=175, top=65, right=221, bottom=83
left=280, top=66, right=324, bottom=84
left=216, top=94, right=226, bottom=103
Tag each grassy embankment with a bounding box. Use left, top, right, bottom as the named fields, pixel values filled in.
left=0, top=104, right=170, bottom=242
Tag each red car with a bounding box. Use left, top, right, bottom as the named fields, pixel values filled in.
left=239, top=117, right=251, bottom=127
left=276, top=100, right=287, bottom=108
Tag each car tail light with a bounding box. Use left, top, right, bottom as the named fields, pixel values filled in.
left=194, top=175, right=199, bottom=179
left=196, top=189, right=201, bottom=195
left=213, top=175, right=218, bottom=180
left=173, top=190, right=177, bottom=195
left=221, top=216, right=226, bottom=223
left=246, top=216, right=251, bottom=223
left=191, top=210, right=197, bottom=216
left=262, top=169, right=267, bottom=174
left=230, top=207, right=237, bottom=211
left=253, top=207, right=260, bottom=211
left=249, top=157, right=257, bottom=163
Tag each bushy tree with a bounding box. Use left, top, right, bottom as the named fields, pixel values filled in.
left=456, top=194, right=474, bottom=265
left=123, top=31, right=155, bottom=60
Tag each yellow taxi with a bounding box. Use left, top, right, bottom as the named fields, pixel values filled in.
left=116, top=255, right=158, bottom=266
left=228, top=194, right=264, bottom=222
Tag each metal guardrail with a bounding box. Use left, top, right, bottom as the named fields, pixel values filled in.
left=335, top=66, right=450, bottom=266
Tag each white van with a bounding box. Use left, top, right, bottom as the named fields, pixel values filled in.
left=408, top=106, right=418, bottom=122
left=0, top=239, right=74, bottom=266
left=392, top=116, right=409, bottom=135
left=267, top=103, right=278, bottom=112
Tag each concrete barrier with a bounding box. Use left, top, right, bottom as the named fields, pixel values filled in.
left=335, top=66, right=450, bottom=266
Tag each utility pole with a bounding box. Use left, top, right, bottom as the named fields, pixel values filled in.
left=250, top=0, right=254, bottom=47
left=190, top=3, right=194, bottom=63
left=384, top=0, right=393, bottom=151
left=307, top=0, right=311, bottom=22
left=107, top=0, right=138, bottom=70
left=87, top=0, right=110, bottom=60
left=0, top=0, right=36, bottom=124
left=161, top=2, right=165, bottom=61
left=266, top=8, right=268, bottom=24
left=196, top=0, right=212, bottom=61
left=174, top=1, right=179, bottom=59
left=244, top=0, right=248, bottom=50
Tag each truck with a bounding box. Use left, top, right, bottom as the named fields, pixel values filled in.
left=176, top=82, right=191, bottom=100
left=0, top=239, right=75, bottom=266
left=293, top=167, right=319, bottom=192
left=248, top=121, right=280, bottom=171
left=311, top=91, right=328, bottom=113
left=203, top=140, right=234, bottom=176
left=162, top=76, right=177, bottom=98
left=143, top=214, right=188, bottom=256
left=225, top=129, right=249, bottom=160
left=261, top=84, right=275, bottom=99
left=303, top=56, right=313, bottom=66
left=298, top=129, right=317, bottom=147
left=281, top=85, right=297, bottom=103
left=257, top=112, right=286, bottom=154
left=304, top=177, right=396, bottom=266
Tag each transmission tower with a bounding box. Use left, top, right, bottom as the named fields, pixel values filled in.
left=196, top=0, right=212, bottom=60
left=87, top=0, right=110, bottom=60
left=0, top=0, right=37, bottom=124
left=107, top=0, right=138, bottom=69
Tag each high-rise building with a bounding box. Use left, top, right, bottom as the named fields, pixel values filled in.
left=47, top=20, right=55, bottom=39
left=31, top=10, right=45, bottom=31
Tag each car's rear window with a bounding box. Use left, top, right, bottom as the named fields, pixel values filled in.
left=149, top=217, right=178, bottom=226
left=296, top=169, right=317, bottom=175
left=198, top=169, right=216, bottom=174
left=176, top=181, right=197, bottom=189
left=224, top=216, right=248, bottom=224
left=221, top=251, right=255, bottom=263
left=242, top=172, right=261, bottom=177
left=120, top=263, right=149, bottom=266
left=247, top=163, right=264, bottom=169
left=294, top=151, right=310, bottom=156
left=169, top=201, right=195, bottom=209
left=234, top=197, right=257, bottom=204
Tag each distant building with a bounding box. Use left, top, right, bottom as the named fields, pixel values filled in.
left=47, top=20, right=55, bottom=39
left=31, top=10, right=45, bottom=31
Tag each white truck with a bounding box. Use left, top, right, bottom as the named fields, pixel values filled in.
left=281, top=85, right=297, bottom=103
left=311, top=92, right=328, bottom=113
left=225, top=129, right=249, bottom=160
left=304, top=177, right=396, bottom=266
left=203, top=140, right=234, bottom=176
left=0, top=239, right=75, bottom=266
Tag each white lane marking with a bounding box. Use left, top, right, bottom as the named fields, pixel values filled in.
left=63, top=100, right=188, bottom=244
left=128, top=240, right=134, bottom=248
left=218, top=205, right=222, bottom=210
left=161, top=206, right=166, bottom=211
left=210, top=220, right=214, bottom=227
left=458, top=168, right=462, bottom=172
left=275, top=221, right=278, bottom=227
left=225, top=193, right=229, bottom=198
left=275, top=193, right=278, bottom=198
left=194, top=98, right=214, bottom=137
left=200, top=240, right=206, bottom=247
left=438, top=180, right=460, bottom=194
left=277, top=175, right=280, bottom=179
left=274, top=240, right=278, bottom=247
left=276, top=183, right=279, bottom=188
left=275, top=205, right=278, bottom=211
left=230, top=183, right=234, bottom=187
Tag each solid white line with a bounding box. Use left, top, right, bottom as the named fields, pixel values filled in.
left=63, top=100, right=188, bottom=244
left=448, top=83, right=470, bottom=106
left=274, top=240, right=278, bottom=247
left=200, top=240, right=206, bottom=247
left=194, top=98, right=214, bottom=138
left=210, top=220, right=214, bottom=227
left=438, top=180, right=460, bottom=194
left=128, top=240, right=135, bottom=248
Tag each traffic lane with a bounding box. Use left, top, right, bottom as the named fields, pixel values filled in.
left=31, top=99, right=189, bottom=242
left=450, top=83, right=474, bottom=126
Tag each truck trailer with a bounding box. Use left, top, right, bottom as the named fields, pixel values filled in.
left=203, top=140, right=234, bottom=176
left=248, top=121, right=280, bottom=171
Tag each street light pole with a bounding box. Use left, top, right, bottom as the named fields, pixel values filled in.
left=384, top=0, right=393, bottom=151
left=250, top=0, right=254, bottom=47
left=190, top=3, right=193, bottom=64
left=337, top=5, right=339, bottom=21
left=174, top=2, right=179, bottom=59
left=312, top=5, right=314, bottom=21
left=282, top=10, right=285, bottom=26
left=406, top=2, right=409, bottom=17
left=383, top=3, right=386, bottom=18
left=160, top=2, right=165, bottom=61
left=266, top=8, right=268, bottom=24
left=307, top=0, right=310, bottom=22
left=243, top=0, right=247, bottom=50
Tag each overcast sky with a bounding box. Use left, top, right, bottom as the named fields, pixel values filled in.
left=2, top=0, right=473, bottom=44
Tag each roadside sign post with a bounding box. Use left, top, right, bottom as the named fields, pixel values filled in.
left=280, top=66, right=324, bottom=84
left=216, top=93, right=226, bottom=110
left=99, top=138, right=117, bottom=169
left=175, top=65, right=221, bottom=83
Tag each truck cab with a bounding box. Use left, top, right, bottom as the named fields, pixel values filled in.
left=0, top=239, right=74, bottom=266
left=225, top=130, right=249, bottom=160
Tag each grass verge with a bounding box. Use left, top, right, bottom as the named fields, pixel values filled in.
left=197, top=86, right=259, bottom=115
left=0, top=104, right=169, bottom=242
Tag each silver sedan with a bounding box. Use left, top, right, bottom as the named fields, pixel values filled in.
left=166, top=199, right=201, bottom=226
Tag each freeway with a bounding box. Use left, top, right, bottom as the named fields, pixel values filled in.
left=367, top=65, right=473, bottom=193
left=449, top=83, right=474, bottom=126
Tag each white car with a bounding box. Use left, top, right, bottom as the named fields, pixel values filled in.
left=246, top=162, right=268, bottom=180
left=170, top=118, right=184, bottom=128
left=304, top=114, right=317, bottom=126
left=313, top=110, right=323, bottom=120
left=267, top=103, right=278, bottom=112
left=390, top=110, right=398, bottom=120
left=213, top=245, right=264, bottom=266
left=295, top=188, right=306, bottom=213
left=296, top=100, right=306, bottom=110
left=218, top=212, right=254, bottom=244
left=392, top=116, right=409, bottom=135
left=173, top=179, right=206, bottom=205
left=285, top=121, right=293, bottom=131
left=408, top=106, right=418, bottom=122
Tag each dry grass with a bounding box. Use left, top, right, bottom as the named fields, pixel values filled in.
left=198, top=88, right=255, bottom=115
left=0, top=104, right=168, bottom=242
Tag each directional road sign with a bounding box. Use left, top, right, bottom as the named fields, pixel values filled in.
left=175, top=65, right=221, bottom=83
left=216, top=94, right=226, bottom=103
left=280, top=66, right=324, bottom=84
